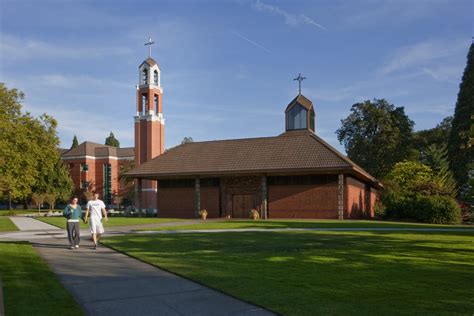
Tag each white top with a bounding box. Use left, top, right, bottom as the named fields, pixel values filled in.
left=86, top=199, right=106, bottom=219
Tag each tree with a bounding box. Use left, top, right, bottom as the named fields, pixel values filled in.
left=31, top=193, right=46, bottom=214
left=181, top=137, right=194, bottom=144
left=71, top=135, right=79, bottom=149
left=336, top=99, right=415, bottom=178
left=105, top=132, right=120, bottom=147
left=0, top=83, right=74, bottom=208
left=413, top=116, right=452, bottom=162
left=44, top=193, right=56, bottom=211
left=448, top=42, right=474, bottom=188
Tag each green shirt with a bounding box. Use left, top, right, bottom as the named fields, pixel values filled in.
left=64, top=204, right=83, bottom=221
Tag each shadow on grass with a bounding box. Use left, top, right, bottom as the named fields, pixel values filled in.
left=103, top=231, right=474, bottom=315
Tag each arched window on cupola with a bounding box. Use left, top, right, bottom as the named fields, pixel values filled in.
left=154, top=70, right=158, bottom=85
left=142, top=68, right=148, bottom=85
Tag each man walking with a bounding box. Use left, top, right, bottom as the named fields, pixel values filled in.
left=84, top=192, right=108, bottom=250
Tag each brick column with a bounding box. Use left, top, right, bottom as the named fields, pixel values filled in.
left=135, top=178, right=142, bottom=217
left=261, top=175, right=268, bottom=220
left=195, top=177, right=200, bottom=218
left=338, top=174, right=344, bottom=220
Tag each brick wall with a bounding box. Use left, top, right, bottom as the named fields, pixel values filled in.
left=268, top=184, right=338, bottom=219
left=157, top=187, right=195, bottom=218
left=345, top=177, right=376, bottom=219
left=201, top=187, right=220, bottom=218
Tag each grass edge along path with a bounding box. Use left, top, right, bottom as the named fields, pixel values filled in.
left=37, top=216, right=185, bottom=230
left=103, top=230, right=474, bottom=315
left=136, top=219, right=473, bottom=231
left=0, top=218, right=18, bottom=232
left=0, top=241, right=83, bottom=315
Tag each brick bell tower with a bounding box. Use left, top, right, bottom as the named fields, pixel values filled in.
left=134, top=37, right=164, bottom=211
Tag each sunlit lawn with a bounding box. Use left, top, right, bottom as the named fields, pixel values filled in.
left=0, top=242, right=82, bottom=315
left=103, top=230, right=474, bottom=315
left=37, top=216, right=184, bottom=229
left=137, top=219, right=472, bottom=231
left=0, top=217, right=17, bottom=231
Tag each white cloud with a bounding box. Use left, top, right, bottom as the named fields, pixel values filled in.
left=379, top=38, right=468, bottom=75
left=252, top=0, right=326, bottom=30
left=0, top=33, right=133, bottom=61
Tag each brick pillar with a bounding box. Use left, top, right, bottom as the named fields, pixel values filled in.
left=195, top=177, right=200, bottom=218
left=338, top=174, right=344, bottom=220
left=261, top=175, right=268, bottom=220
left=135, top=178, right=142, bottom=217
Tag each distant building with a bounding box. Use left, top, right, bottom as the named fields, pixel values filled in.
left=60, top=142, right=134, bottom=205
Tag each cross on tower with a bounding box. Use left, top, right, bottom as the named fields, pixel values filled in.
left=293, top=73, right=306, bottom=94
left=144, top=36, right=155, bottom=58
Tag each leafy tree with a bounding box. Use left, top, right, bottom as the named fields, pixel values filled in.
left=0, top=83, right=74, bottom=208
left=71, top=135, right=79, bottom=149
left=413, top=116, right=452, bottom=162
left=105, top=132, right=120, bottom=147
left=336, top=99, right=415, bottom=178
left=44, top=193, right=56, bottom=211
left=448, top=42, right=474, bottom=188
left=385, top=161, right=433, bottom=192
left=181, top=137, right=194, bottom=144
left=31, top=193, right=46, bottom=214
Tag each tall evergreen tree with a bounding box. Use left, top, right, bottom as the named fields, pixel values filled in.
left=105, top=132, right=120, bottom=147
left=71, top=135, right=79, bottom=149
left=448, top=42, right=474, bottom=187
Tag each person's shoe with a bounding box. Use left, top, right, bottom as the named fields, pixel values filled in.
left=70, top=246, right=74, bottom=250
left=75, top=245, right=79, bottom=249
left=93, top=244, right=97, bottom=250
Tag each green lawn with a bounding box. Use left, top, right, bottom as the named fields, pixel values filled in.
left=37, top=216, right=184, bottom=229
left=103, top=230, right=474, bottom=315
left=0, top=242, right=82, bottom=315
left=137, top=219, right=472, bottom=231
left=0, top=217, right=17, bottom=231
left=0, top=209, right=53, bottom=216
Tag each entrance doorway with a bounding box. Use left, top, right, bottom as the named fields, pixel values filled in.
left=232, top=194, right=254, bottom=218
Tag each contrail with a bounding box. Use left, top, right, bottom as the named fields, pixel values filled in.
left=231, top=31, right=272, bottom=54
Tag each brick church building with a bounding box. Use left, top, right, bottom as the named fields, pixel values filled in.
left=123, top=54, right=381, bottom=219
left=62, top=44, right=381, bottom=219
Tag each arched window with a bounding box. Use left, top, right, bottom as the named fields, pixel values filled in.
left=154, top=70, right=158, bottom=84
left=287, top=104, right=307, bottom=130
left=142, top=68, right=148, bottom=85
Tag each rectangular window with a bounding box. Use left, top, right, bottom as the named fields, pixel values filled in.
left=81, top=163, right=89, bottom=172
left=154, top=95, right=159, bottom=113
left=267, top=175, right=337, bottom=186
left=103, top=163, right=112, bottom=205
left=141, top=94, right=147, bottom=114
left=81, top=181, right=89, bottom=189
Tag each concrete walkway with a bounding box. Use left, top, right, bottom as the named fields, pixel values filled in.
left=9, top=216, right=59, bottom=230
left=2, top=218, right=273, bottom=316
left=34, top=237, right=272, bottom=316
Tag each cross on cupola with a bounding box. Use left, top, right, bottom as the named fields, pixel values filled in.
left=144, top=36, right=155, bottom=58
left=293, top=73, right=306, bottom=95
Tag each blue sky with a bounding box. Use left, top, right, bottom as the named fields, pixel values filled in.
left=0, top=0, right=472, bottom=152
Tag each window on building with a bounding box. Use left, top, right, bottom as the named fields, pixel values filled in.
left=154, top=95, right=159, bottom=113
left=154, top=70, right=158, bottom=84
left=287, top=104, right=308, bottom=130
left=68, top=163, right=74, bottom=169
left=142, top=68, right=148, bottom=85
left=141, top=94, right=147, bottom=114
left=103, top=163, right=112, bottom=205
left=81, top=163, right=89, bottom=172
left=309, top=108, right=315, bottom=131
left=81, top=181, right=90, bottom=189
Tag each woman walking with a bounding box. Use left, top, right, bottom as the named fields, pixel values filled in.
left=63, top=197, right=83, bottom=249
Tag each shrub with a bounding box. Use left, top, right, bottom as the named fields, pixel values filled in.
left=414, top=195, right=461, bottom=224
left=249, top=209, right=260, bottom=220
left=383, top=193, right=461, bottom=224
